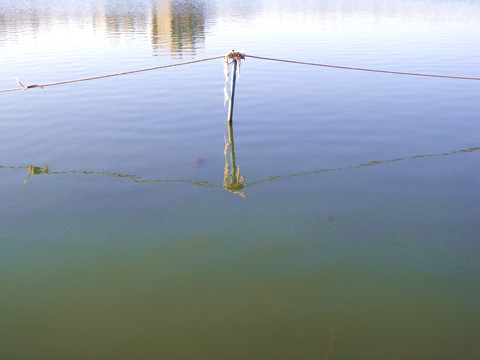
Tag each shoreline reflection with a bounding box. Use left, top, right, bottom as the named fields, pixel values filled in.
left=0, top=0, right=207, bottom=56
left=2, top=0, right=479, bottom=48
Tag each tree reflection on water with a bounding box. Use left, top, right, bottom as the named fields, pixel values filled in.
left=0, top=0, right=207, bottom=56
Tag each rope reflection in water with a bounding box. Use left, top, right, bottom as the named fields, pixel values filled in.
left=3, top=146, right=478, bottom=193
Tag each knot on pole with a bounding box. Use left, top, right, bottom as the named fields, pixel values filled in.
left=225, top=50, right=246, bottom=62
left=223, top=50, right=245, bottom=106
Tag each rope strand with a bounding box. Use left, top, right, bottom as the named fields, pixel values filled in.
left=0, top=56, right=224, bottom=93
left=1, top=53, right=479, bottom=94
left=245, top=55, right=480, bottom=81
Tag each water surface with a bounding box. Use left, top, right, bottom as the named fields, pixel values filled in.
left=1, top=1, right=479, bottom=359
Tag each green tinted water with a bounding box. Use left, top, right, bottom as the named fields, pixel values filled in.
left=1, top=1, right=479, bottom=359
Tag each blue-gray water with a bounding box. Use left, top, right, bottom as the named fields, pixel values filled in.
left=1, top=1, right=479, bottom=359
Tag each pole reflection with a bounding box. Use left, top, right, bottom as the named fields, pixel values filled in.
left=223, top=121, right=245, bottom=197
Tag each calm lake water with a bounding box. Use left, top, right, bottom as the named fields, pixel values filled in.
left=1, top=0, right=479, bottom=359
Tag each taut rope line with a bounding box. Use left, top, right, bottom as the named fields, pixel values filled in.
left=1, top=53, right=479, bottom=94
left=246, top=55, right=480, bottom=81
left=0, top=56, right=224, bottom=93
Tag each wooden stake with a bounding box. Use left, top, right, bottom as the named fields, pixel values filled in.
left=227, top=59, right=237, bottom=123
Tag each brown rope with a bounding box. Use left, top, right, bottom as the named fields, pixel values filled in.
left=0, top=56, right=224, bottom=93
left=1, top=53, right=479, bottom=94
left=246, top=55, right=480, bottom=81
